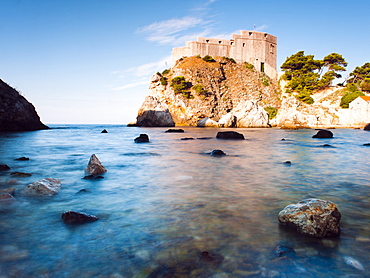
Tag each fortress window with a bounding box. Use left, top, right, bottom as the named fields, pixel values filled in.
left=270, top=44, right=275, bottom=54
left=261, top=62, right=265, bottom=72
left=264, top=33, right=268, bottom=38
left=249, top=32, right=252, bottom=36
left=218, top=41, right=222, bottom=44
left=243, top=43, right=246, bottom=47
left=206, top=40, right=209, bottom=43
left=230, top=41, right=234, bottom=45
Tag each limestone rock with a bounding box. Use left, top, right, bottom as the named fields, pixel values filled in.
left=136, top=95, right=175, bottom=127
left=216, top=131, right=245, bottom=140
left=218, top=113, right=237, bottom=128
left=134, top=134, right=149, bottom=143
left=22, top=178, right=62, bottom=196
left=232, top=100, right=269, bottom=127
left=197, top=117, right=219, bottom=127
left=0, top=79, right=48, bottom=131
left=85, top=154, right=107, bottom=175
left=364, top=123, right=370, bottom=130
left=62, top=211, right=99, bottom=224
left=312, top=129, right=334, bottom=138
left=278, top=198, right=341, bottom=238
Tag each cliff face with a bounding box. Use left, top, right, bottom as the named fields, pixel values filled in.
left=134, top=56, right=369, bottom=129
left=0, top=79, right=48, bottom=132
left=136, top=56, right=280, bottom=127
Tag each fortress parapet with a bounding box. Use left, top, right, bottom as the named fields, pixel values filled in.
left=172, top=30, right=277, bottom=79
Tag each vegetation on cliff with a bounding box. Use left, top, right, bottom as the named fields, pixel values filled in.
left=281, top=51, right=347, bottom=104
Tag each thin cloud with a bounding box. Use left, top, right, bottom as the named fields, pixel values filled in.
left=137, top=16, right=213, bottom=46
left=112, top=80, right=149, bottom=91
left=128, top=55, right=172, bottom=77
left=255, top=24, right=268, bottom=31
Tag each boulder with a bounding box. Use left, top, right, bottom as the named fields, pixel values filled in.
left=83, top=175, right=104, bottom=180
left=278, top=199, right=341, bottom=238
left=22, top=178, right=62, bottom=196
left=210, top=150, right=226, bottom=156
left=218, top=113, right=237, bottom=128
left=62, top=211, right=99, bottom=224
left=85, top=154, right=107, bottom=175
left=312, top=129, right=333, bottom=138
left=134, top=134, right=150, bottom=143
left=364, top=123, right=370, bottom=130
left=216, top=131, right=245, bottom=140
left=232, top=100, right=269, bottom=128
left=0, top=79, right=49, bottom=131
left=0, top=188, right=15, bottom=196
left=0, top=193, right=15, bottom=202
left=0, top=165, right=11, bottom=171
left=197, top=117, right=219, bottom=127
left=136, top=95, right=175, bottom=127
left=165, top=128, right=184, bottom=133
left=101, top=129, right=108, bottom=133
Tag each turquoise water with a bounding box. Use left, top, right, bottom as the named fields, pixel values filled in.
left=0, top=125, right=370, bottom=277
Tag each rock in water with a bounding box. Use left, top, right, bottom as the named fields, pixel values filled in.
left=216, top=131, right=245, bottom=140
left=62, top=211, right=99, bottom=224
left=278, top=199, right=341, bottom=238
left=312, top=129, right=333, bottom=138
left=364, top=123, right=370, bottom=130
left=210, top=150, right=226, bottom=156
left=134, top=134, right=150, bottom=143
left=101, top=129, right=108, bottom=133
left=0, top=79, right=49, bottom=131
left=165, top=128, right=184, bottom=133
left=0, top=193, right=15, bottom=202
left=136, top=95, right=175, bottom=127
left=22, top=178, right=62, bottom=196
left=85, top=154, right=107, bottom=175
left=0, top=165, right=11, bottom=171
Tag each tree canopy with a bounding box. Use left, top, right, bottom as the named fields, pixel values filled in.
left=281, top=51, right=347, bottom=104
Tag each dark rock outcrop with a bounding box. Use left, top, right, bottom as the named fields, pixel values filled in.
left=10, top=172, right=32, bottom=177
left=85, top=154, right=107, bottom=175
left=278, top=198, right=341, bottom=238
left=101, top=129, right=108, bottom=133
left=62, top=211, right=99, bottom=224
left=165, top=128, right=184, bottom=133
left=312, top=129, right=333, bottom=138
left=0, top=79, right=48, bottom=132
left=15, top=157, right=29, bottom=161
left=210, top=149, right=226, bottom=156
left=364, top=123, right=370, bottom=130
left=134, top=134, right=150, bottom=143
left=216, top=131, right=245, bottom=140
left=0, top=193, right=15, bottom=202
left=0, top=165, right=11, bottom=171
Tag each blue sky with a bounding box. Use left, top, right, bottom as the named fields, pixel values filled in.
left=1, top=0, right=369, bottom=124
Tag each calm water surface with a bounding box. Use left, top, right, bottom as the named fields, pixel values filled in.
left=0, top=125, right=370, bottom=277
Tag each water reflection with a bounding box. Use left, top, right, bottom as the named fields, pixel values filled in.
left=0, top=126, right=370, bottom=277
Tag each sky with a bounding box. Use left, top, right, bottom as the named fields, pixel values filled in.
left=1, top=0, right=369, bottom=124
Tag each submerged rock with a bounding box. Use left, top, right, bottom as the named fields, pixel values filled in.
left=101, top=129, right=108, bottom=133
left=0, top=193, right=15, bottom=202
left=181, top=137, right=195, bottom=140
left=134, top=134, right=150, bottom=143
left=22, top=178, right=62, bottom=196
left=83, top=175, right=104, bottom=180
left=15, top=157, right=29, bottom=161
left=0, top=188, right=15, bottom=196
left=210, top=150, right=226, bottom=156
left=0, top=165, right=11, bottom=171
left=10, top=172, right=32, bottom=177
left=165, top=128, right=184, bottom=133
left=312, top=129, right=333, bottom=138
left=199, top=251, right=224, bottom=267
left=275, top=245, right=294, bottom=257
left=216, top=131, right=245, bottom=140
left=85, top=154, right=107, bottom=175
left=278, top=198, right=341, bottom=238
left=62, top=211, right=99, bottom=224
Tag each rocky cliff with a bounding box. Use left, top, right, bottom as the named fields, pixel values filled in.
left=133, top=56, right=368, bottom=129
left=0, top=79, right=48, bottom=131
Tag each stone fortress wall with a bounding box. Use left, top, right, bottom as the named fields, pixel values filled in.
left=172, top=30, right=278, bottom=79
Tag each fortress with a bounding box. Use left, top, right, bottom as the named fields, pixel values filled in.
left=172, top=30, right=278, bottom=79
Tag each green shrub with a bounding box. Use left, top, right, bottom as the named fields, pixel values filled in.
left=222, top=57, right=236, bottom=63
left=260, top=74, right=270, bottom=86
left=244, top=62, right=254, bottom=70
left=296, top=90, right=314, bottom=104
left=170, top=76, right=192, bottom=98
left=160, top=76, right=168, bottom=86
left=340, top=91, right=365, bottom=108
left=264, top=106, right=278, bottom=119
left=162, top=69, right=170, bottom=75
left=202, top=55, right=216, bottom=63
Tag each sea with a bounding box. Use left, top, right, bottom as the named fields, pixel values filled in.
left=0, top=125, right=369, bottom=278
